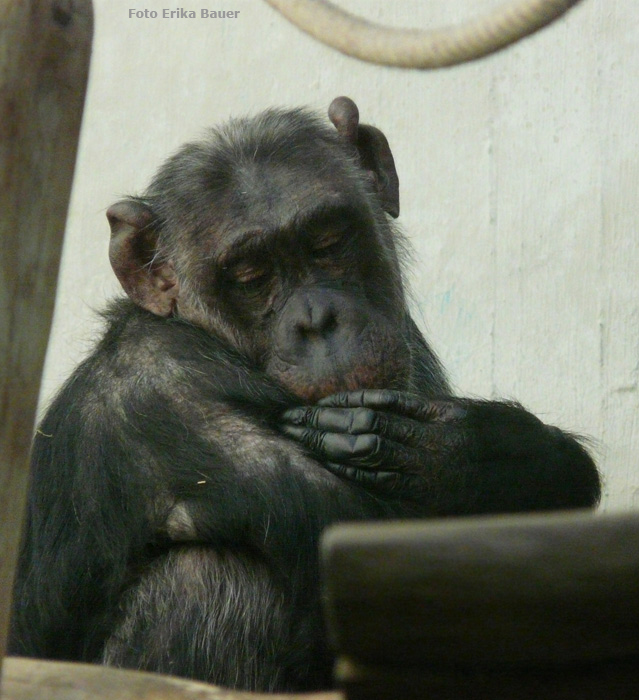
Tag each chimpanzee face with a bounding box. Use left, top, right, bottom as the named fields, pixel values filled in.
left=107, top=104, right=411, bottom=401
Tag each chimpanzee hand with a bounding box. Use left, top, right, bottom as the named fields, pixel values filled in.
left=281, top=390, right=468, bottom=492
left=281, top=390, right=600, bottom=513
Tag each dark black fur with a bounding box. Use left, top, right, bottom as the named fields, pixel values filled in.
left=9, top=99, right=601, bottom=692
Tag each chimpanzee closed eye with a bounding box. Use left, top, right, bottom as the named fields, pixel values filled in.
left=9, top=96, right=600, bottom=692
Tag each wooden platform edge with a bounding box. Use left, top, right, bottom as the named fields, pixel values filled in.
left=1, top=658, right=342, bottom=700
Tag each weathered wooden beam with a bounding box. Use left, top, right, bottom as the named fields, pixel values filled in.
left=2, top=658, right=342, bottom=700
left=322, top=511, right=639, bottom=698
left=0, top=0, right=93, bottom=670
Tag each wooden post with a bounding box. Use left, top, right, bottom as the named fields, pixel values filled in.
left=0, top=0, right=92, bottom=671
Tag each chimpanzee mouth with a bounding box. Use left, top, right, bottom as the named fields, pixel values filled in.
left=268, top=354, right=410, bottom=404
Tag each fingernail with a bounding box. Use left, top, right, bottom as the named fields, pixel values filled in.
left=282, top=408, right=304, bottom=424
left=281, top=424, right=304, bottom=438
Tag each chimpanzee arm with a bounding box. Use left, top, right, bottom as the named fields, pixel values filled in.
left=9, top=302, right=384, bottom=661
left=10, top=379, right=150, bottom=660
left=281, top=390, right=600, bottom=514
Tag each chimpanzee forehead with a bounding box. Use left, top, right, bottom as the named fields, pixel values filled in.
left=223, top=157, right=364, bottom=233
left=148, top=108, right=374, bottom=245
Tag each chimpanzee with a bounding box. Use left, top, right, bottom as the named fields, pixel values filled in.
left=10, top=97, right=600, bottom=692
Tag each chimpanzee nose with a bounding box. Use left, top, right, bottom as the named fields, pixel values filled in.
left=295, top=298, right=338, bottom=340
left=274, top=287, right=367, bottom=364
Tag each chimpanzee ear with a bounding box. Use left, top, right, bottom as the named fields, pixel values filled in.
left=107, top=200, right=179, bottom=317
left=328, top=96, right=400, bottom=218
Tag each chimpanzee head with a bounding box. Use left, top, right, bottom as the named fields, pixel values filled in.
left=106, top=97, right=422, bottom=403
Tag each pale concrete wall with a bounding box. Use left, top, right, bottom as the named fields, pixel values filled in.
left=43, top=0, right=639, bottom=512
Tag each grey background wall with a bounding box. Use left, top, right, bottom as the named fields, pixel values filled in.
left=43, top=0, right=639, bottom=511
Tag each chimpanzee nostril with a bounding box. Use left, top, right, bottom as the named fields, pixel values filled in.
left=296, top=304, right=338, bottom=339
left=291, top=294, right=339, bottom=340
left=274, top=289, right=361, bottom=362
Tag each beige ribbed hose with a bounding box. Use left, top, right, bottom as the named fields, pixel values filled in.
left=262, top=0, right=586, bottom=69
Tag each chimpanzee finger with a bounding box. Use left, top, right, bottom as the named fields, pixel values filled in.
left=282, top=405, right=432, bottom=449
left=282, top=405, right=381, bottom=434
left=323, top=462, right=409, bottom=491
left=317, top=389, right=467, bottom=423
left=280, top=423, right=422, bottom=470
